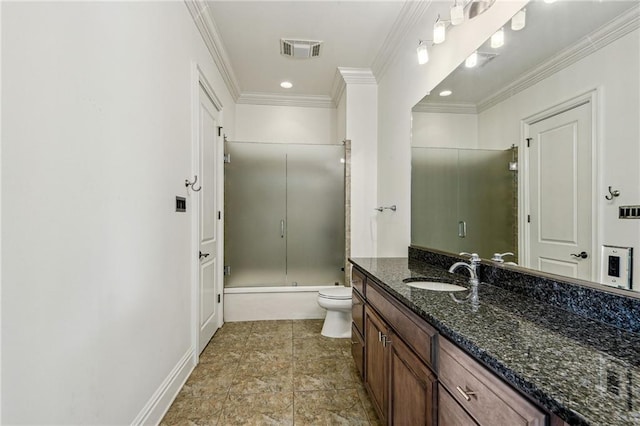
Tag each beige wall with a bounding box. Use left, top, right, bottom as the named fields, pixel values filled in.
left=234, top=103, right=337, bottom=144
left=412, top=112, right=479, bottom=149
left=1, top=2, right=235, bottom=423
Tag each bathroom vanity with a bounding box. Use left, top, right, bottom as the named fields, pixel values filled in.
left=349, top=254, right=640, bottom=425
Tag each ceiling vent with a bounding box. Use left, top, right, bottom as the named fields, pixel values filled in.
left=280, top=39, right=322, bottom=59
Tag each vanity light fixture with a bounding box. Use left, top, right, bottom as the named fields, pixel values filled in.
left=434, top=18, right=446, bottom=44
left=439, top=90, right=452, bottom=97
left=511, top=8, right=526, bottom=31
left=422, top=1, right=499, bottom=62
left=491, top=27, right=505, bottom=48
left=465, top=51, right=478, bottom=68
left=465, top=0, right=496, bottom=20
left=280, top=81, right=293, bottom=89
left=417, top=41, right=429, bottom=65
left=450, top=1, right=464, bottom=26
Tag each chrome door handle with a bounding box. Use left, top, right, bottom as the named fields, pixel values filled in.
left=458, top=221, right=467, bottom=238
left=199, top=251, right=210, bottom=259
left=570, top=251, right=588, bottom=259
left=280, top=219, right=285, bottom=238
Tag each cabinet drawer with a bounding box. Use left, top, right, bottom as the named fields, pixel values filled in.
left=438, top=384, right=478, bottom=426
left=351, top=267, right=366, bottom=297
left=367, top=281, right=437, bottom=368
left=352, top=289, right=365, bottom=335
left=439, top=338, right=546, bottom=426
left=351, top=323, right=364, bottom=379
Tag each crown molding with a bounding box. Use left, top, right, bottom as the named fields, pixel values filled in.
left=330, top=68, right=347, bottom=104
left=330, top=67, right=377, bottom=104
left=184, top=0, right=241, bottom=101
left=412, top=102, right=478, bottom=114
left=371, top=0, right=432, bottom=81
left=478, top=6, right=640, bottom=113
left=237, top=92, right=335, bottom=109
left=338, top=67, right=377, bottom=85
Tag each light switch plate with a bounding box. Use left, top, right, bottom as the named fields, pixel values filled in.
left=600, top=245, right=632, bottom=289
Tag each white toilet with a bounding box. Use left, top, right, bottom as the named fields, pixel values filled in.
left=317, top=286, right=352, bottom=338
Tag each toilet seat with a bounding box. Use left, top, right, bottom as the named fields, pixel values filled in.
left=318, top=287, right=352, bottom=300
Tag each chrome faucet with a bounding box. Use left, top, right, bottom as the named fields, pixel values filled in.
left=449, top=252, right=481, bottom=311
left=448, top=252, right=481, bottom=283
left=491, top=252, right=514, bottom=263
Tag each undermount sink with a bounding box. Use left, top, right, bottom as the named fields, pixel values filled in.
left=403, top=280, right=467, bottom=292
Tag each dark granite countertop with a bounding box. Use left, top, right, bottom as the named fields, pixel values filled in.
left=350, top=257, right=640, bottom=426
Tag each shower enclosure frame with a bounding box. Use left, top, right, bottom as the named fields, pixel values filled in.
left=223, top=140, right=348, bottom=289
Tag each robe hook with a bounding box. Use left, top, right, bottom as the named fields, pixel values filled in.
left=605, top=186, right=620, bottom=201
left=185, top=175, right=202, bottom=192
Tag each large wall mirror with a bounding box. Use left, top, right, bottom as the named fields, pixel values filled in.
left=411, top=0, right=640, bottom=293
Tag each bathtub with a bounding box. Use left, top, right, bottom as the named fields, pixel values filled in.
left=223, top=285, right=337, bottom=322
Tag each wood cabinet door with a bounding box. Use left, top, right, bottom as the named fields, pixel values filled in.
left=351, top=323, right=364, bottom=380
left=388, top=331, right=437, bottom=426
left=365, top=306, right=388, bottom=422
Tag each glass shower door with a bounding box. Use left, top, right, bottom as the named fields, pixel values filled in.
left=224, top=142, right=345, bottom=287
left=224, top=142, right=287, bottom=287
left=458, top=149, right=515, bottom=258
left=411, top=147, right=459, bottom=253
left=411, top=147, right=517, bottom=260
left=286, top=144, right=345, bottom=286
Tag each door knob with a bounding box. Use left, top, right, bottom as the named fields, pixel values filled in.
left=570, top=251, right=588, bottom=259
left=199, top=251, right=210, bottom=259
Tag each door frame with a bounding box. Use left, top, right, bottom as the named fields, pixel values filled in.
left=190, top=62, right=224, bottom=362
left=520, top=89, right=599, bottom=280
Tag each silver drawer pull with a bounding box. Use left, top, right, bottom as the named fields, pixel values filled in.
left=378, top=331, right=383, bottom=342
left=456, top=386, right=477, bottom=401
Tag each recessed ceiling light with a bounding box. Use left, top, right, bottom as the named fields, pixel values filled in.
left=280, top=81, right=293, bottom=89
left=439, top=90, right=452, bottom=97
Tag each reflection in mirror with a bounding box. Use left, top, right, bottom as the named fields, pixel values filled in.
left=411, top=147, right=517, bottom=260
left=411, top=0, right=640, bottom=292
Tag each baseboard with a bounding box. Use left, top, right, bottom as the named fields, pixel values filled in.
left=131, top=347, right=196, bottom=425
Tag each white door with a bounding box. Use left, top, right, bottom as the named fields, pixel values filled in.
left=527, top=101, right=593, bottom=280
left=198, top=83, right=222, bottom=353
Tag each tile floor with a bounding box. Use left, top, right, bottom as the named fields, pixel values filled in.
left=161, top=319, right=381, bottom=425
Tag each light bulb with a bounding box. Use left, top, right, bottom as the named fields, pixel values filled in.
left=280, top=81, right=293, bottom=89
left=439, top=90, right=452, bottom=97
left=417, top=43, right=429, bottom=65
left=465, top=51, right=478, bottom=68
left=511, top=8, right=526, bottom=31
left=450, top=3, right=464, bottom=26
left=491, top=27, right=504, bottom=48
left=434, top=20, right=446, bottom=44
